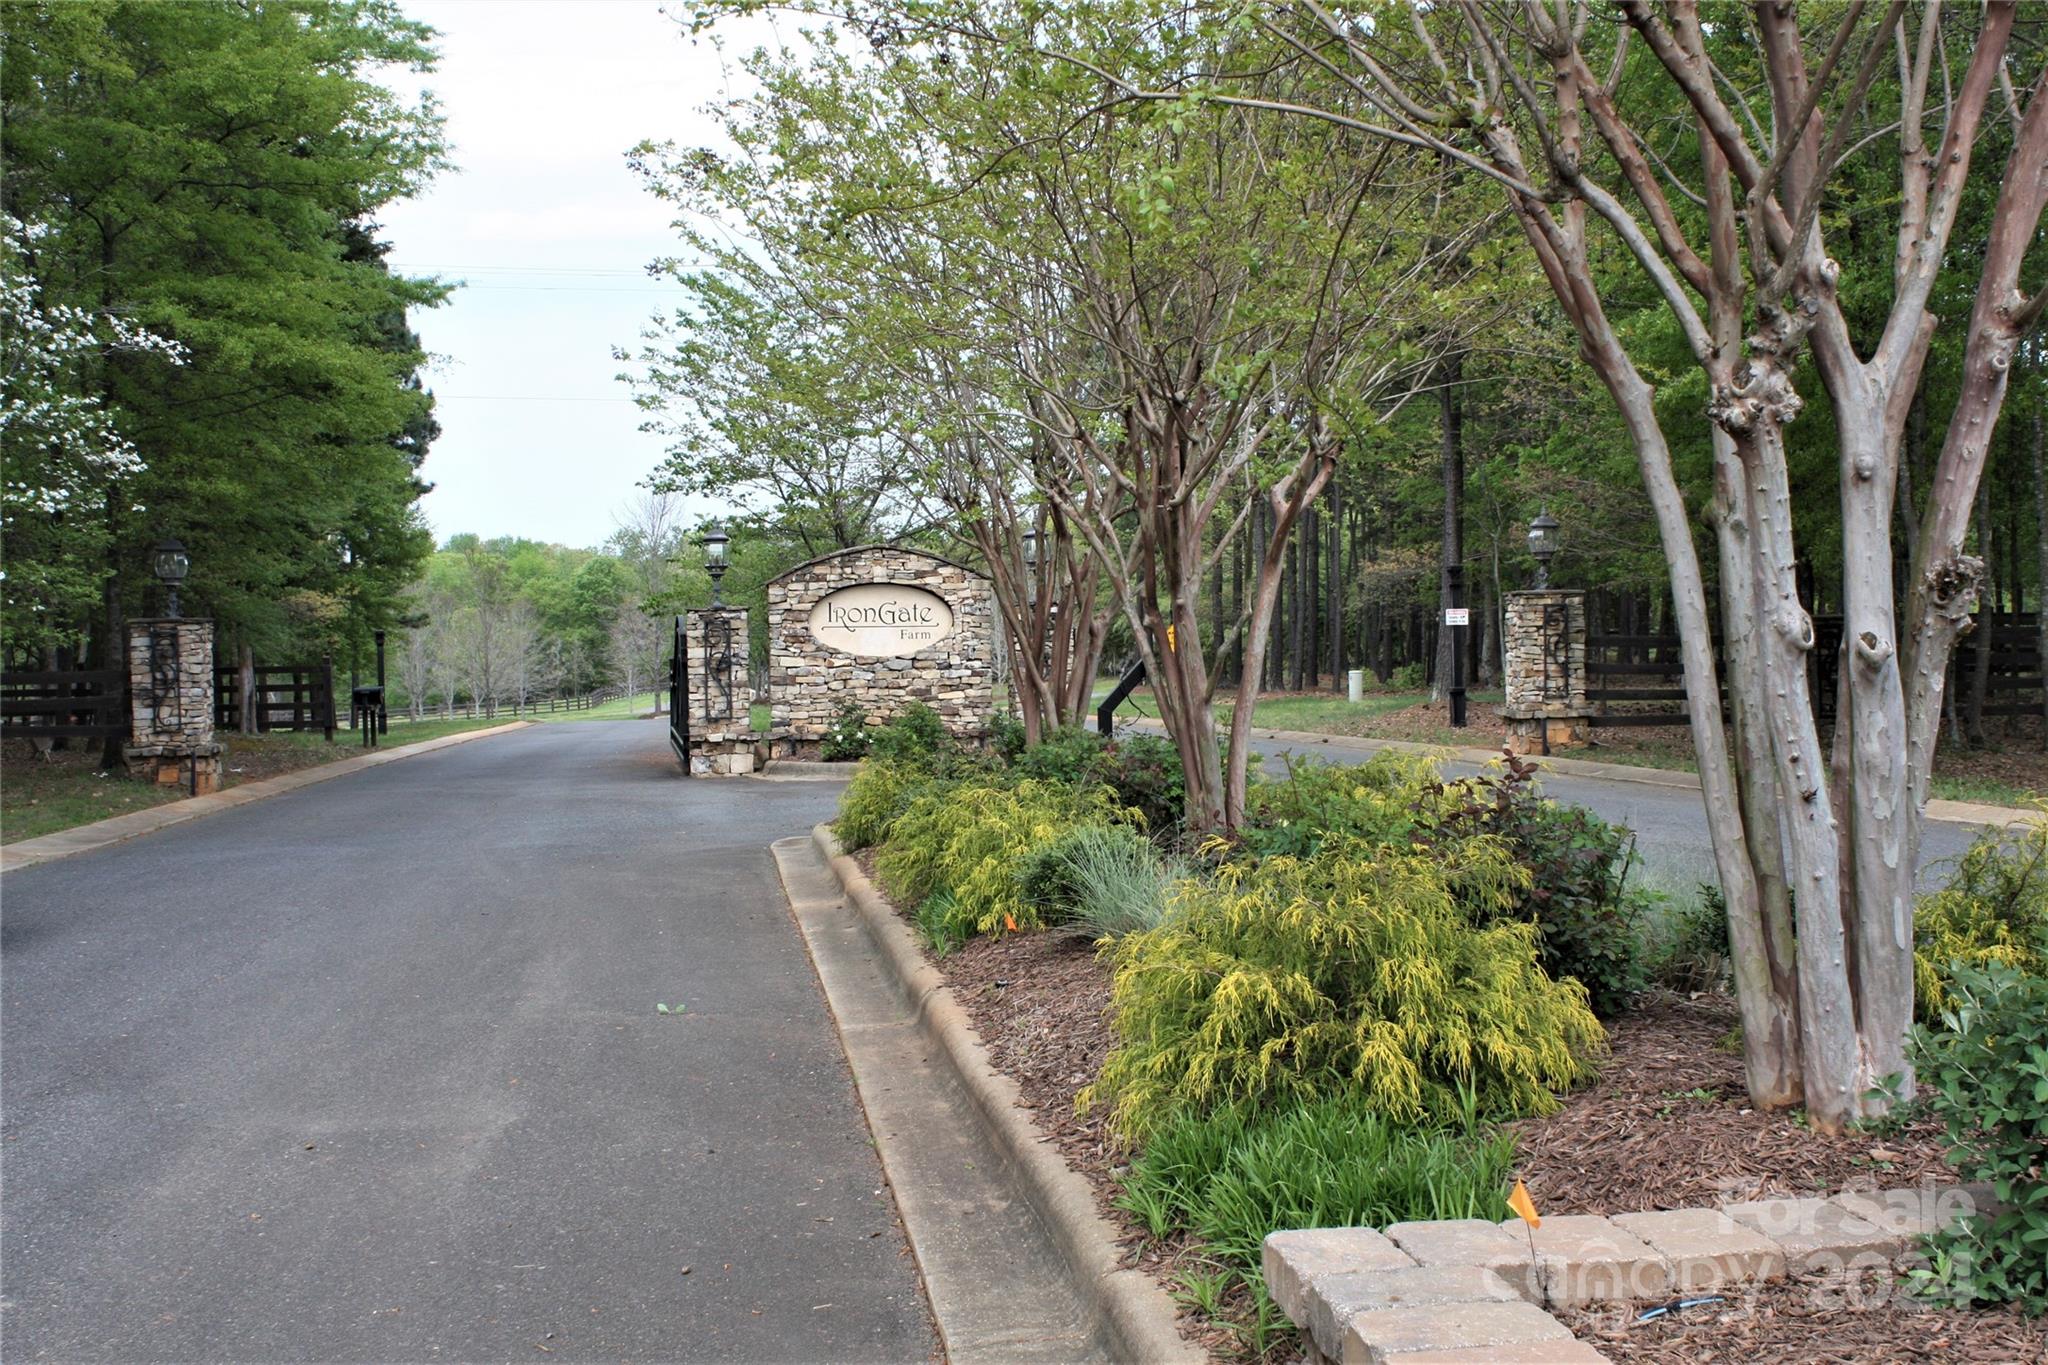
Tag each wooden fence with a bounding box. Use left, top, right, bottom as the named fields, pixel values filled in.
left=1, top=668, right=128, bottom=741
left=403, top=684, right=633, bottom=721
left=1582, top=612, right=2041, bottom=729
left=214, top=661, right=335, bottom=736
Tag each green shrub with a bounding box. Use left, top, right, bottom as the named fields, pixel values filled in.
left=1084, top=838, right=1606, bottom=1141
left=1009, top=725, right=1109, bottom=784
left=1914, top=818, right=2048, bottom=1022
left=1426, top=754, right=1649, bottom=1018
left=867, top=701, right=954, bottom=767
left=835, top=761, right=935, bottom=851
left=1390, top=662, right=1426, bottom=689
left=1015, top=823, right=1181, bottom=939
left=878, top=778, right=1138, bottom=935
left=1241, top=752, right=1440, bottom=859
left=1907, top=957, right=2048, bottom=1312
left=989, top=711, right=1028, bottom=762
left=819, top=700, right=872, bottom=762
left=1098, top=734, right=1187, bottom=838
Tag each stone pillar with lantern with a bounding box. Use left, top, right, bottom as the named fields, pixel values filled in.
left=123, top=537, right=225, bottom=793
left=678, top=523, right=756, bottom=775
left=1498, top=510, right=1592, bottom=754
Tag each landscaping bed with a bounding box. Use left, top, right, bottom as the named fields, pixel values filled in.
left=1512, top=992, right=1953, bottom=1215
left=830, top=705, right=2047, bottom=1362
left=1557, top=1271, right=2048, bottom=1363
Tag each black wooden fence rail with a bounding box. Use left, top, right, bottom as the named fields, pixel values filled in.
left=1, top=668, right=129, bottom=740
left=1583, top=612, right=2042, bottom=728
left=214, top=661, right=336, bottom=737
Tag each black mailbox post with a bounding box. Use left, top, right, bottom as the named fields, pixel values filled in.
left=351, top=685, right=385, bottom=747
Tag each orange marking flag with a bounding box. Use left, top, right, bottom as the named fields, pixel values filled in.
left=1507, top=1179, right=1541, bottom=1230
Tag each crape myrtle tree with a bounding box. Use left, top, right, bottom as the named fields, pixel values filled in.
left=1017, top=0, right=2047, bottom=1129
left=659, top=12, right=1507, bottom=826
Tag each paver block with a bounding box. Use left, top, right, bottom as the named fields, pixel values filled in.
left=1303, top=1265, right=1521, bottom=1360
left=1341, top=1299, right=1576, bottom=1365
left=1830, top=1185, right=1982, bottom=1244
left=1723, top=1195, right=1899, bottom=1272
left=1609, top=1208, right=1784, bottom=1291
left=1504, top=1214, right=1670, bottom=1307
left=1385, top=1218, right=1540, bottom=1301
left=1382, top=1344, right=1612, bottom=1364
left=1264, top=1227, right=1415, bottom=1323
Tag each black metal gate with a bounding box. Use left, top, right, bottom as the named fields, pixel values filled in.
left=668, top=616, right=688, bottom=765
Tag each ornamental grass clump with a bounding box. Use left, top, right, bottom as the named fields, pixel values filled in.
left=878, top=778, right=1139, bottom=936
left=1084, top=837, right=1605, bottom=1142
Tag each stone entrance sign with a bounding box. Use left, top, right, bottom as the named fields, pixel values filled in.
left=807, top=583, right=957, bottom=657
left=768, top=546, right=994, bottom=751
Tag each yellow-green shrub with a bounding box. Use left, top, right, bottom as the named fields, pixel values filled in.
left=835, top=760, right=932, bottom=851
left=1914, top=816, right=2048, bottom=1020
left=1083, top=837, right=1606, bottom=1142
left=878, top=778, right=1138, bottom=935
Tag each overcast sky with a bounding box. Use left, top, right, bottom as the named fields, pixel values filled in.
left=378, top=0, right=756, bottom=552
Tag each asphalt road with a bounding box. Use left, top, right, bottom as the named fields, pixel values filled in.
left=1230, top=729, right=1987, bottom=892
left=1, top=720, right=935, bottom=1363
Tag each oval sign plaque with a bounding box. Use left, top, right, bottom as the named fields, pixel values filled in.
left=807, top=583, right=955, bottom=657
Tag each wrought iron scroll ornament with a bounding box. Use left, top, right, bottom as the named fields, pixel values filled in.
left=1540, top=600, right=1573, bottom=704
left=147, top=623, right=183, bottom=731
left=703, top=610, right=737, bottom=724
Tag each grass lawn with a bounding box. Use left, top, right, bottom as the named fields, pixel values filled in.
left=524, top=687, right=659, bottom=720
left=2, top=714, right=515, bottom=846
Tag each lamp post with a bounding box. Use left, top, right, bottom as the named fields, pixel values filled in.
left=1527, top=510, right=1561, bottom=590
left=701, top=522, right=730, bottom=606
left=151, top=537, right=191, bottom=618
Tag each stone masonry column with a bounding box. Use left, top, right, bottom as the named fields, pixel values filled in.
left=681, top=606, right=754, bottom=776
left=123, top=617, right=224, bottom=793
left=1498, top=589, right=1591, bottom=754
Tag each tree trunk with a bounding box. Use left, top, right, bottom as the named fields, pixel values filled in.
left=1965, top=474, right=1994, bottom=746
left=238, top=642, right=257, bottom=736
left=2034, top=410, right=2048, bottom=750
left=1433, top=353, right=1465, bottom=704
left=1326, top=471, right=1343, bottom=688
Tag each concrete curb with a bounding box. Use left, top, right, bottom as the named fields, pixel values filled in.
left=811, top=823, right=1202, bottom=1365
left=1, top=722, right=532, bottom=874
left=1120, top=716, right=2028, bottom=828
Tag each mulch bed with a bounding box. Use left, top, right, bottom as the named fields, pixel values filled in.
left=1556, top=1272, right=2048, bottom=1363
left=1512, top=991, right=1954, bottom=1215
left=849, top=849, right=2036, bottom=1363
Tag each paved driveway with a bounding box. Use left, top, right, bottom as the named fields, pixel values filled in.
left=1, top=720, right=933, bottom=1363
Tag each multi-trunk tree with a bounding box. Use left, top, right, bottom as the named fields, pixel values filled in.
left=1141, top=0, right=2045, bottom=1128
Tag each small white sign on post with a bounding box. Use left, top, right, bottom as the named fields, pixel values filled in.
left=1443, top=607, right=1471, bottom=627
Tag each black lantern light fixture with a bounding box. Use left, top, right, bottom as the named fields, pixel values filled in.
left=1527, top=509, right=1561, bottom=589
left=151, top=536, right=191, bottom=618
left=1021, top=527, right=1041, bottom=572
left=701, top=522, right=731, bottom=606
